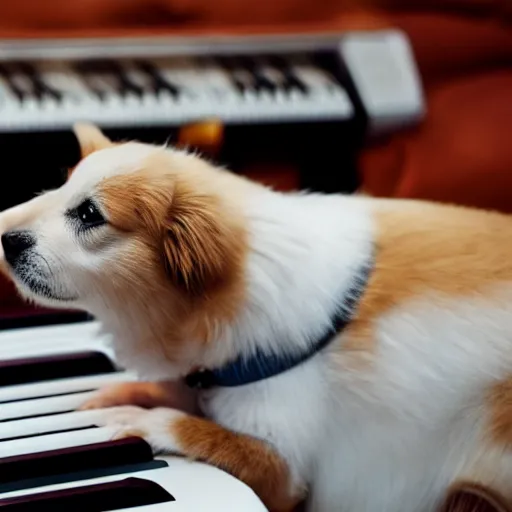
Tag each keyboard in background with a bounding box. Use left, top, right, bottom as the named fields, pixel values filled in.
left=0, top=54, right=353, bottom=130
left=0, top=29, right=424, bottom=211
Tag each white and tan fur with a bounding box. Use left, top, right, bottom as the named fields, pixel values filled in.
left=1, top=124, right=512, bottom=512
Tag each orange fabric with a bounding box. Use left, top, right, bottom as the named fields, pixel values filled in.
left=357, top=9, right=512, bottom=212
left=361, top=70, right=512, bottom=211
left=0, top=0, right=343, bottom=30
left=376, top=12, right=512, bottom=85
left=0, top=0, right=508, bottom=33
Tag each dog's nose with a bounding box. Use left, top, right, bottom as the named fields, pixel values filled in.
left=1, top=230, right=35, bottom=262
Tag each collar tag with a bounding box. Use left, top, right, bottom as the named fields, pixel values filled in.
left=184, top=368, right=216, bottom=389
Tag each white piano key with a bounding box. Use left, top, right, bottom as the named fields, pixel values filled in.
left=197, top=57, right=235, bottom=101
left=0, top=456, right=268, bottom=511
left=0, top=320, right=102, bottom=351
left=0, top=370, right=136, bottom=403
left=6, top=72, right=31, bottom=96
left=36, top=61, right=83, bottom=103
left=0, top=322, right=114, bottom=362
left=0, top=391, right=95, bottom=421
left=123, top=93, right=141, bottom=108
left=0, top=338, right=110, bottom=361
left=254, top=57, right=284, bottom=86
left=123, top=61, right=149, bottom=87
left=0, top=76, right=22, bottom=106
left=118, top=458, right=268, bottom=511
left=0, top=426, right=118, bottom=457
left=0, top=409, right=106, bottom=440
left=150, top=56, right=189, bottom=95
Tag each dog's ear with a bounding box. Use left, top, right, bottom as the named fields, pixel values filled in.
left=73, top=123, right=113, bottom=159
left=440, top=482, right=511, bottom=512
left=161, top=182, right=243, bottom=297
left=68, top=123, right=114, bottom=180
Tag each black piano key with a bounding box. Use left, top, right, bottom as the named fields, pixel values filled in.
left=269, top=56, right=308, bottom=94
left=79, top=81, right=106, bottom=101
left=238, top=57, right=276, bottom=93
left=74, top=61, right=108, bottom=100
left=79, top=60, right=143, bottom=98
left=0, top=65, right=26, bottom=101
left=0, top=310, right=92, bottom=331
left=15, top=63, right=62, bottom=102
left=216, top=56, right=247, bottom=94
left=136, top=61, right=180, bottom=98
left=0, top=438, right=158, bottom=487
left=102, top=61, right=144, bottom=98
left=0, top=351, right=115, bottom=387
left=0, top=477, right=175, bottom=511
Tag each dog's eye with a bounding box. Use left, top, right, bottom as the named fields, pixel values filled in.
left=76, top=199, right=105, bottom=228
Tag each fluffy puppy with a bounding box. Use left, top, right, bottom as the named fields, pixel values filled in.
left=2, top=124, right=512, bottom=512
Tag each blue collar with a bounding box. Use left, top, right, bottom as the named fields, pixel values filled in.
left=185, top=260, right=373, bottom=390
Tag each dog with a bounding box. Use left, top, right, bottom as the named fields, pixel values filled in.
left=1, top=123, right=512, bottom=512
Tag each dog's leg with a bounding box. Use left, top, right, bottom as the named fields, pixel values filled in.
left=439, top=482, right=512, bottom=512
left=95, top=405, right=303, bottom=512
left=79, top=381, right=200, bottom=414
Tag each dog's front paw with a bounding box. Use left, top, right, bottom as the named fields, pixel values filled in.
left=79, top=381, right=200, bottom=413
left=94, top=405, right=186, bottom=455
left=79, top=383, right=139, bottom=410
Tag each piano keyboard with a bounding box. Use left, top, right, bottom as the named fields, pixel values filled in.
left=0, top=30, right=423, bottom=133
left=0, top=54, right=353, bottom=131
left=0, top=318, right=267, bottom=510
